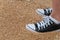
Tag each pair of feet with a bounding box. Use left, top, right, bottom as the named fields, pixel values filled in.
left=26, top=8, right=60, bottom=33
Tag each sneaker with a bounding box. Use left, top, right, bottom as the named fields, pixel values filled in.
left=36, top=8, right=52, bottom=16
left=26, top=16, right=60, bottom=32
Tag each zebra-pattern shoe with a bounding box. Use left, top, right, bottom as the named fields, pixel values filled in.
left=26, top=16, right=60, bottom=32
left=36, top=8, right=52, bottom=16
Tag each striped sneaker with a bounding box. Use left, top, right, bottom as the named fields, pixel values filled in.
left=36, top=8, right=52, bottom=16
left=26, top=16, right=60, bottom=32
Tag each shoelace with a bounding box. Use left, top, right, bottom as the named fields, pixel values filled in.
left=35, top=17, right=54, bottom=30
left=44, top=8, right=52, bottom=16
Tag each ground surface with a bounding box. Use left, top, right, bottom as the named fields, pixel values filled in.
left=0, top=0, right=60, bottom=40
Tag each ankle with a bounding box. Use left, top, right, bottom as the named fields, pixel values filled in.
left=51, top=12, right=60, bottom=21
left=51, top=14, right=60, bottom=21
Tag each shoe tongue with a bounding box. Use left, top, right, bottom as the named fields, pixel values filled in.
left=49, top=16, right=60, bottom=24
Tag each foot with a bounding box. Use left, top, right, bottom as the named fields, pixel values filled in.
left=36, top=8, right=52, bottom=16
left=26, top=16, right=60, bottom=32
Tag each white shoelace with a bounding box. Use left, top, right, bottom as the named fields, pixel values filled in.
left=36, top=17, right=54, bottom=30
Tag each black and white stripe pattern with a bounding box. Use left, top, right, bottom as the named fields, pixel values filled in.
left=36, top=8, right=52, bottom=16
left=33, top=17, right=58, bottom=32
left=44, top=8, right=52, bottom=16
left=26, top=16, right=60, bottom=32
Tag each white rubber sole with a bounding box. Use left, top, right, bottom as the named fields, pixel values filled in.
left=26, top=25, right=60, bottom=33
left=26, top=25, right=36, bottom=33
left=36, top=9, right=46, bottom=17
left=55, top=29, right=60, bottom=32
